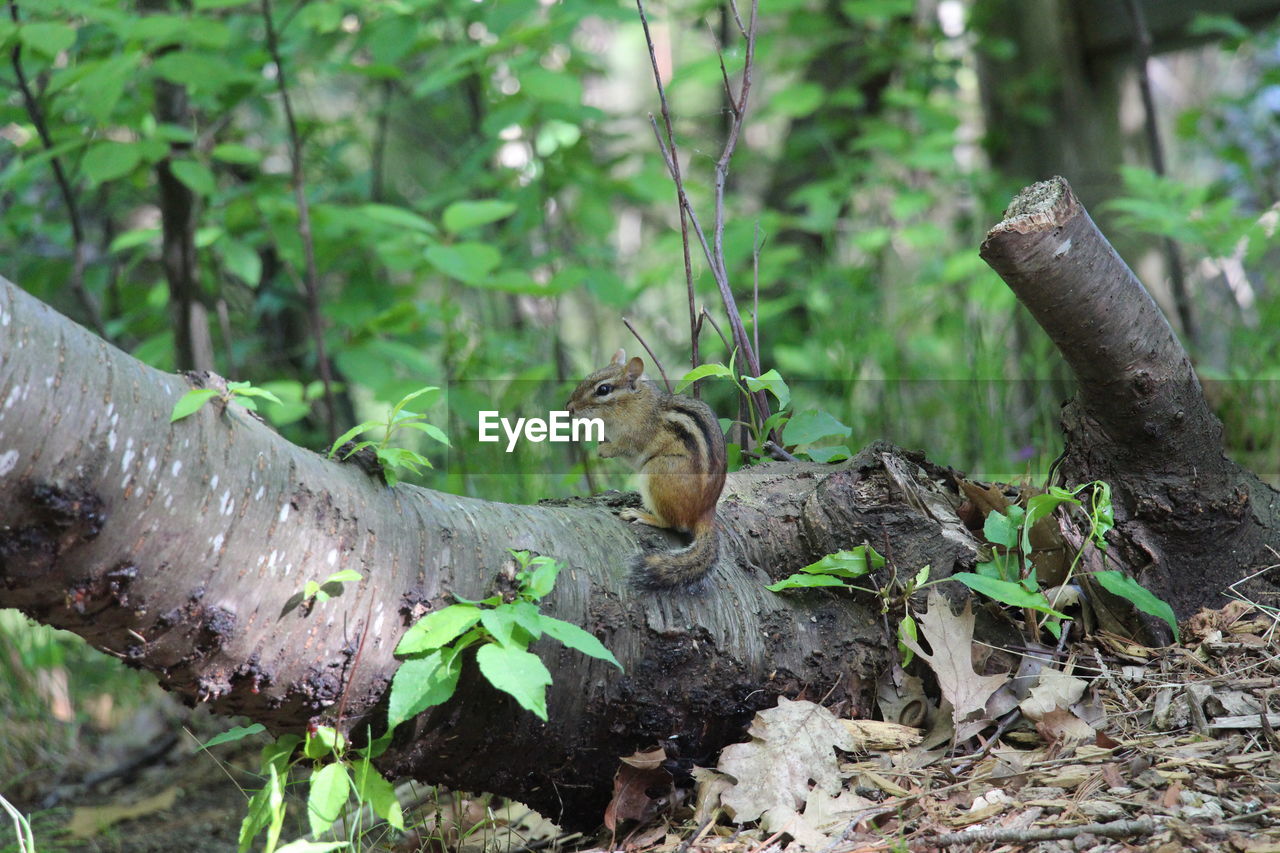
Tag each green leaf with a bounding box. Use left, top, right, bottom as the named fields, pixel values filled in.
left=765, top=573, right=850, bottom=591
left=328, top=421, right=381, bottom=458
left=538, top=616, right=622, bottom=670
left=387, top=648, right=462, bottom=728
left=400, top=421, right=451, bottom=447
left=674, top=362, right=733, bottom=393
left=982, top=508, right=1020, bottom=549
left=227, top=381, right=283, bottom=405
left=443, top=200, right=517, bottom=234
left=211, top=143, right=262, bottom=165
left=306, top=762, right=350, bottom=838
left=109, top=227, right=160, bottom=253
left=424, top=242, right=501, bottom=284
left=743, top=369, right=790, bottom=410
left=274, top=841, right=350, bottom=853
left=202, top=723, right=265, bottom=749
left=352, top=758, right=404, bottom=831
left=802, top=445, right=851, bottom=463
left=323, top=569, right=362, bottom=585
left=82, top=142, right=143, bottom=185
left=800, top=546, right=885, bottom=579
left=897, top=614, right=917, bottom=667
left=19, top=22, right=75, bottom=58
left=475, top=644, right=552, bottom=721
left=480, top=607, right=524, bottom=649
left=785, top=410, right=851, bottom=446
left=521, top=68, right=582, bottom=106
left=170, top=159, right=217, bottom=196
left=1092, top=571, right=1180, bottom=642
left=221, top=240, right=262, bottom=286
left=519, top=555, right=559, bottom=601
left=950, top=573, right=1068, bottom=619
left=395, top=604, right=481, bottom=655
left=358, top=203, right=436, bottom=233
left=171, top=388, right=220, bottom=422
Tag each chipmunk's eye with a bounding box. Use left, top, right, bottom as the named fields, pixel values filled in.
left=595, top=383, right=612, bottom=396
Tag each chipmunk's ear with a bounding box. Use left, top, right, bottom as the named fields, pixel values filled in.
left=610, top=348, right=626, bottom=365
left=625, top=356, right=645, bottom=384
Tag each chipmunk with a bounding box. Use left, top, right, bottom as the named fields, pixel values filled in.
left=566, top=350, right=727, bottom=589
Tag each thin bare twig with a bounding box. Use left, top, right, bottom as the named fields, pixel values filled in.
left=1124, top=0, right=1195, bottom=347
left=634, top=0, right=701, bottom=379
left=262, top=0, right=338, bottom=443
left=622, top=318, right=672, bottom=394
left=7, top=0, right=106, bottom=338
left=923, top=817, right=1153, bottom=847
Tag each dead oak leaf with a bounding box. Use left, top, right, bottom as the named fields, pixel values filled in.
left=899, top=589, right=1010, bottom=741
left=718, top=697, right=858, bottom=823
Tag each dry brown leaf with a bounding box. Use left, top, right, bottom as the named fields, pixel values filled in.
left=604, top=748, right=673, bottom=830
left=899, top=589, right=1010, bottom=742
left=1034, top=707, right=1096, bottom=747
left=718, top=697, right=857, bottom=823
left=68, top=787, right=179, bottom=838
left=1019, top=667, right=1088, bottom=721
left=691, top=767, right=732, bottom=826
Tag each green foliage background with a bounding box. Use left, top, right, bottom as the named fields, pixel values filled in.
left=2, top=1, right=1278, bottom=492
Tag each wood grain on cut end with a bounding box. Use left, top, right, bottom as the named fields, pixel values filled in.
left=984, top=175, right=1079, bottom=238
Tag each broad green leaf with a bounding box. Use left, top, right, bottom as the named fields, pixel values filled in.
left=395, top=604, right=481, bottom=654
left=303, top=725, right=343, bottom=759
left=520, top=555, right=559, bottom=601
left=202, top=723, right=265, bottom=748
left=221, top=240, right=262, bottom=286
left=323, top=569, right=362, bottom=585
left=982, top=508, right=1019, bottom=549
left=766, top=573, right=849, bottom=591
left=674, top=362, right=733, bottom=393
left=800, top=546, right=885, bottom=578
left=19, top=23, right=75, bottom=57
left=82, top=142, right=142, bottom=185
left=358, top=203, right=435, bottom=233
left=802, top=445, right=851, bottom=463
left=306, top=762, right=350, bottom=838
left=480, top=607, right=523, bottom=648
left=171, top=388, right=220, bottom=422
left=950, top=573, right=1068, bottom=618
left=1093, top=571, right=1179, bottom=642
left=212, top=144, right=262, bottom=165
left=387, top=649, right=461, bottom=728
left=897, top=614, right=917, bottom=666
left=785, top=410, right=850, bottom=446
left=443, top=200, right=517, bottom=234
left=400, top=421, right=451, bottom=447
left=424, top=242, right=500, bottom=284
left=227, top=381, right=283, bottom=405
left=538, top=616, right=622, bottom=670
left=171, top=159, right=216, bottom=196
left=476, top=643, right=552, bottom=720
left=521, top=68, right=582, bottom=105
left=352, top=757, right=404, bottom=831
left=109, top=227, right=160, bottom=253
left=507, top=600, right=544, bottom=639
left=743, top=369, right=790, bottom=410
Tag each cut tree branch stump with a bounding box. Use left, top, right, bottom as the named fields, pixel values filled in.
left=980, top=176, right=1279, bottom=625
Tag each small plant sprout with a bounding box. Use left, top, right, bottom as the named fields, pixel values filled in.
left=302, top=569, right=363, bottom=607
left=327, top=386, right=450, bottom=486
left=388, top=549, right=621, bottom=727
left=171, top=379, right=284, bottom=422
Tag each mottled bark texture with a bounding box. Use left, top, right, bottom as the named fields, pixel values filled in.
left=980, top=177, right=1280, bottom=629
left=0, top=276, right=980, bottom=826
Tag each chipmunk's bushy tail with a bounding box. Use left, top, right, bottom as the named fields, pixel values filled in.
left=629, top=517, right=719, bottom=590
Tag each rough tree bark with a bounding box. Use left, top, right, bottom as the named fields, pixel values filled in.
left=0, top=274, right=974, bottom=825
left=979, top=177, right=1280, bottom=626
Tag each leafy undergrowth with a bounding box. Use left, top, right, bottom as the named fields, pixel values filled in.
left=5, top=597, right=1279, bottom=852
left=588, top=597, right=1280, bottom=853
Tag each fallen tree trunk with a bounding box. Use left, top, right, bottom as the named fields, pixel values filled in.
left=0, top=274, right=976, bottom=825
left=980, top=177, right=1280, bottom=626
left=3, top=178, right=1276, bottom=826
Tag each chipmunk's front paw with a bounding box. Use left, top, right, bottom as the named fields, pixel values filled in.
left=619, top=508, right=665, bottom=527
